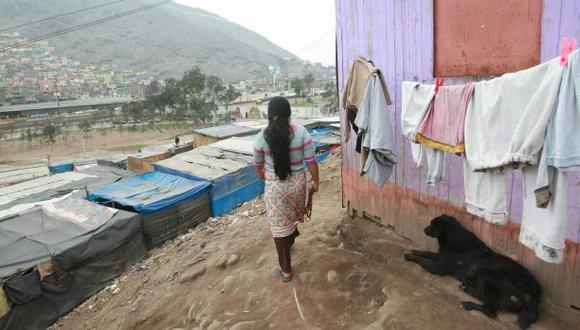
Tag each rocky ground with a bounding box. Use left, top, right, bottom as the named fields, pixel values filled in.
left=49, top=152, right=580, bottom=330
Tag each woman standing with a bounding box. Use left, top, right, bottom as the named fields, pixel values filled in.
left=253, top=97, right=319, bottom=283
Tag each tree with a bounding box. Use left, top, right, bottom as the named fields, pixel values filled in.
left=206, top=76, right=224, bottom=100
left=291, top=78, right=305, bottom=97
left=323, top=80, right=337, bottom=98
left=42, top=123, right=59, bottom=145
left=144, top=80, right=161, bottom=98
left=220, top=84, right=240, bottom=109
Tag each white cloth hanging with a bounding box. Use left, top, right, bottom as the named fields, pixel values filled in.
left=463, top=158, right=508, bottom=224
left=535, top=50, right=580, bottom=207
left=521, top=166, right=568, bottom=264
left=465, top=58, right=564, bottom=172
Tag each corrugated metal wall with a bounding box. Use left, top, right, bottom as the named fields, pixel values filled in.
left=336, top=0, right=580, bottom=308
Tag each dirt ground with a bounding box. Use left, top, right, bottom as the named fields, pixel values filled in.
left=48, top=153, right=580, bottom=330
left=0, top=127, right=189, bottom=166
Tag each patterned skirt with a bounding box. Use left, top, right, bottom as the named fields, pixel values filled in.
left=264, top=170, right=307, bottom=238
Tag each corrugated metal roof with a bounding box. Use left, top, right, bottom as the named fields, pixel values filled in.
left=192, top=124, right=258, bottom=138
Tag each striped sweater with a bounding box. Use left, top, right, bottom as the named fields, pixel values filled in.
left=253, top=124, right=316, bottom=175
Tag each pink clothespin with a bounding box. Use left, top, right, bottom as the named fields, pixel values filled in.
left=560, top=37, right=577, bottom=67
left=434, top=77, right=444, bottom=94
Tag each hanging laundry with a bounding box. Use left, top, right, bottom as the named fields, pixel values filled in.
left=416, top=83, right=476, bottom=154
left=354, top=74, right=397, bottom=186
left=535, top=50, right=580, bottom=207
left=342, top=56, right=391, bottom=142
left=410, top=142, right=445, bottom=186
left=402, top=81, right=444, bottom=185
left=521, top=166, right=568, bottom=264
left=464, top=58, right=564, bottom=172
left=463, top=158, right=508, bottom=224
left=401, top=81, right=435, bottom=142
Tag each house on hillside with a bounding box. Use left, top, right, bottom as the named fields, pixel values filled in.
left=336, top=0, right=580, bottom=309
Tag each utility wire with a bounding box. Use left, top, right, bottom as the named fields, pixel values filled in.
left=0, top=0, right=173, bottom=53
left=0, top=0, right=130, bottom=33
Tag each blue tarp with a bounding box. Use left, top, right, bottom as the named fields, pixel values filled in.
left=88, top=171, right=210, bottom=215
left=48, top=161, right=74, bottom=175
left=154, top=147, right=263, bottom=217
left=308, top=127, right=339, bottom=149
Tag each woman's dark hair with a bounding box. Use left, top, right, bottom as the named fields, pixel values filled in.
left=264, top=97, right=293, bottom=180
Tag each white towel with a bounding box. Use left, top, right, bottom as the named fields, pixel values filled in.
left=521, top=166, right=568, bottom=264
left=463, top=158, right=508, bottom=224
left=401, top=82, right=435, bottom=141
left=465, top=58, right=564, bottom=171
left=402, top=82, right=442, bottom=184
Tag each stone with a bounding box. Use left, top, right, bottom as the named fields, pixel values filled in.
left=199, top=319, right=210, bottom=329
left=327, top=270, right=338, bottom=284
left=222, top=275, right=236, bottom=294
left=207, top=321, right=223, bottom=330
left=226, top=254, right=240, bottom=267
left=246, top=293, right=260, bottom=308
left=179, top=267, right=206, bottom=284
left=186, top=304, right=196, bottom=322
left=214, top=257, right=228, bottom=269
left=229, top=321, right=256, bottom=330
left=239, top=270, right=252, bottom=283
left=256, top=255, right=268, bottom=266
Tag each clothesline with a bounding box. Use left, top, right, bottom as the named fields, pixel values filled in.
left=342, top=49, right=579, bottom=264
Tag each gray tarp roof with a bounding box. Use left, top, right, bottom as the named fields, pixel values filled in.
left=154, top=146, right=253, bottom=181
left=0, top=197, right=142, bottom=280
left=0, top=167, right=132, bottom=211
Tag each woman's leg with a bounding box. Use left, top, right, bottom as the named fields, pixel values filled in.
left=273, top=236, right=292, bottom=276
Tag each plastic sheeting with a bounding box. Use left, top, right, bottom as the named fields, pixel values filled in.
left=0, top=172, right=96, bottom=210
left=154, top=146, right=263, bottom=216
left=48, top=162, right=74, bottom=175
left=0, top=195, right=147, bottom=329
left=0, top=167, right=133, bottom=211
left=88, top=171, right=210, bottom=215
left=0, top=197, right=136, bottom=280
left=0, top=233, right=146, bottom=330
left=0, top=165, right=49, bottom=187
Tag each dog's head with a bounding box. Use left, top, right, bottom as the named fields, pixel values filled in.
left=424, top=214, right=460, bottom=238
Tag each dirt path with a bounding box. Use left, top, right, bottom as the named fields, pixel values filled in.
left=49, top=153, right=579, bottom=330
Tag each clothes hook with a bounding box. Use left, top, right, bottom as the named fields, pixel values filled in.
left=560, top=37, right=577, bottom=67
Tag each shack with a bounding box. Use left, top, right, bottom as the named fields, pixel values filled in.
left=154, top=144, right=261, bottom=217
left=0, top=167, right=132, bottom=211
left=88, top=171, right=211, bottom=248
left=0, top=164, right=49, bottom=187
left=192, top=124, right=258, bottom=148
left=0, top=196, right=146, bottom=329
left=127, top=142, right=194, bottom=173
left=336, top=0, right=580, bottom=308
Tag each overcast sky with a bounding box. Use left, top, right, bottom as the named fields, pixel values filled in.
left=175, top=0, right=336, bottom=66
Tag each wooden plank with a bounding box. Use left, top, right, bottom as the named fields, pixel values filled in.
left=545, top=241, right=576, bottom=307
left=491, top=224, right=509, bottom=256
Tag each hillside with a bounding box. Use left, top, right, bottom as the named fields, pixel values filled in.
left=0, top=0, right=302, bottom=81
left=48, top=153, right=578, bottom=330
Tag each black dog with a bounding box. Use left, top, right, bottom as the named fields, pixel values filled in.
left=404, top=214, right=491, bottom=277
left=404, top=215, right=542, bottom=329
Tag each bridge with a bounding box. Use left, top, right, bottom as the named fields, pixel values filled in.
left=0, top=97, right=135, bottom=119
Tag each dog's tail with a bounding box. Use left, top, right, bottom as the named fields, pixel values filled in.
left=518, top=293, right=540, bottom=329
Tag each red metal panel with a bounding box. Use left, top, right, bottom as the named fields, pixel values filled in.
left=434, top=0, right=543, bottom=77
